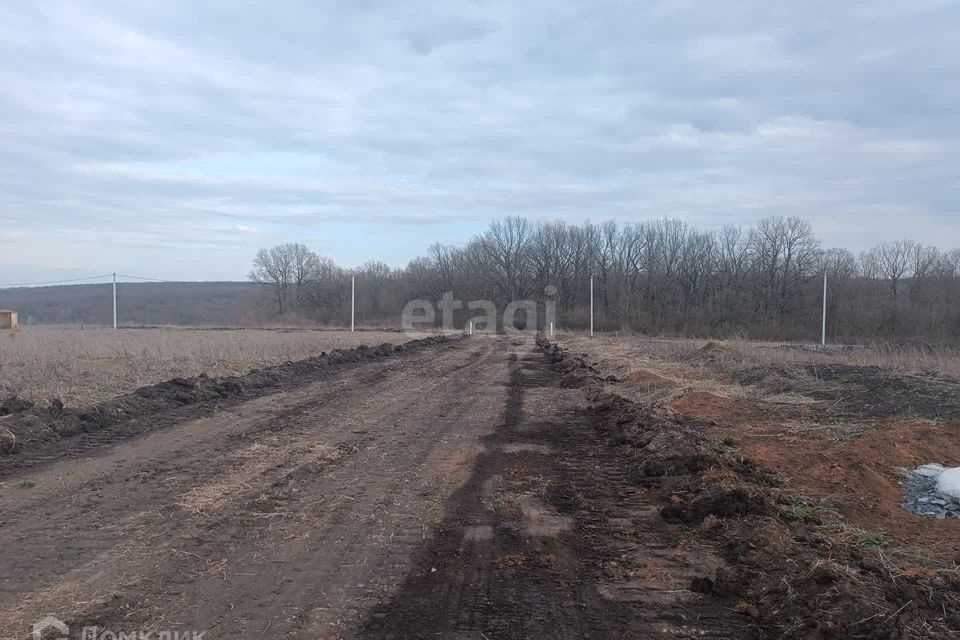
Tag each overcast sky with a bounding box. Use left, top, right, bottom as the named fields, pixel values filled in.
left=2, top=0, right=958, bottom=283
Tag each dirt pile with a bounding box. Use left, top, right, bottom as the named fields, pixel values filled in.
left=1, top=396, right=34, bottom=415
left=0, top=335, right=457, bottom=459
left=685, top=341, right=744, bottom=366
left=540, top=341, right=605, bottom=390
left=537, top=335, right=960, bottom=640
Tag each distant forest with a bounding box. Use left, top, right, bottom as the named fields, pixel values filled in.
left=4, top=216, right=960, bottom=343
left=0, top=282, right=262, bottom=326
left=249, top=216, right=960, bottom=344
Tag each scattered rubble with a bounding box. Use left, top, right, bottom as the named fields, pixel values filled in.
left=901, top=463, right=960, bottom=519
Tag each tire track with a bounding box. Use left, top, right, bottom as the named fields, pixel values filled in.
left=357, top=335, right=750, bottom=639
left=0, top=336, right=505, bottom=640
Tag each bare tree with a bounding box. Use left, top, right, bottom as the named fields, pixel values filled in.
left=249, top=246, right=293, bottom=314
left=750, top=217, right=819, bottom=321
left=359, top=260, right=392, bottom=315
left=868, top=240, right=914, bottom=297
left=287, top=243, right=321, bottom=311
left=481, top=216, right=532, bottom=301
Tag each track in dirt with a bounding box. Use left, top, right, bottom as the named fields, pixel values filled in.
left=360, top=342, right=747, bottom=639
left=1, top=335, right=747, bottom=640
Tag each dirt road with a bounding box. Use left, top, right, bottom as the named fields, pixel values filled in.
left=1, top=335, right=745, bottom=639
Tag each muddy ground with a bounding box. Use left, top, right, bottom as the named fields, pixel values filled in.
left=553, top=334, right=960, bottom=639
left=1, top=334, right=752, bottom=640
left=3, top=334, right=958, bottom=639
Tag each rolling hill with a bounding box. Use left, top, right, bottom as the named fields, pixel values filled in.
left=0, top=281, right=264, bottom=326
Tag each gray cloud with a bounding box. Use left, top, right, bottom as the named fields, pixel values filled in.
left=1, top=0, right=959, bottom=280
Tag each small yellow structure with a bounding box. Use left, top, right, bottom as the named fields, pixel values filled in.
left=0, top=309, right=18, bottom=330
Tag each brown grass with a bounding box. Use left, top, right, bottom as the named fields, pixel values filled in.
left=557, top=332, right=960, bottom=378
left=0, top=326, right=414, bottom=407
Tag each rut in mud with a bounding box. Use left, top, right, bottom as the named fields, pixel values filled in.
left=360, top=344, right=747, bottom=639
left=1, top=335, right=746, bottom=640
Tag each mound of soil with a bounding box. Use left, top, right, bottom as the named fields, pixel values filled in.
left=669, top=391, right=734, bottom=418
left=0, top=335, right=457, bottom=459
left=1, top=396, right=34, bottom=415
left=540, top=342, right=602, bottom=391
left=622, top=369, right=673, bottom=390
left=685, top=341, right=743, bottom=366
left=661, top=487, right=771, bottom=523
left=537, top=335, right=960, bottom=640
left=742, top=418, right=960, bottom=555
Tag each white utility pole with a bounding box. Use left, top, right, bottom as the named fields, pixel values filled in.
left=112, top=272, right=118, bottom=330
left=589, top=276, right=594, bottom=336
left=550, top=321, right=554, bottom=338
left=351, top=275, right=356, bottom=332
left=821, top=273, right=827, bottom=346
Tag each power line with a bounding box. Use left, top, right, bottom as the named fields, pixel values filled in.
left=0, top=272, right=183, bottom=289
left=0, top=274, right=114, bottom=288
left=116, top=274, right=171, bottom=282
left=0, top=271, right=191, bottom=331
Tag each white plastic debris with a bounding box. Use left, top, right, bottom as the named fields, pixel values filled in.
left=936, top=468, right=960, bottom=498
left=915, top=463, right=946, bottom=478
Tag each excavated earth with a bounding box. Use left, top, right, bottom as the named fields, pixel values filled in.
left=1, top=333, right=755, bottom=640
left=0, top=336, right=454, bottom=464
left=3, top=333, right=958, bottom=640
left=546, top=337, right=960, bottom=640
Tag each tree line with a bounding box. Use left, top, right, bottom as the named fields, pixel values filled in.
left=249, top=216, right=960, bottom=343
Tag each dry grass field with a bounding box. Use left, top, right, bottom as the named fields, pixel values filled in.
left=0, top=326, right=414, bottom=407
left=559, top=332, right=960, bottom=377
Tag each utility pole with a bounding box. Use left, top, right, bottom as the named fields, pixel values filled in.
left=589, top=276, right=594, bottom=337
left=112, top=272, right=117, bottom=330
left=351, top=275, right=355, bottom=332
left=821, top=273, right=827, bottom=346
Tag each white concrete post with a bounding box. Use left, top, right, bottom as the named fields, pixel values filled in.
left=589, top=276, right=594, bottom=337
left=112, top=272, right=117, bottom=330
left=821, top=273, right=827, bottom=346
left=351, top=275, right=355, bottom=332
